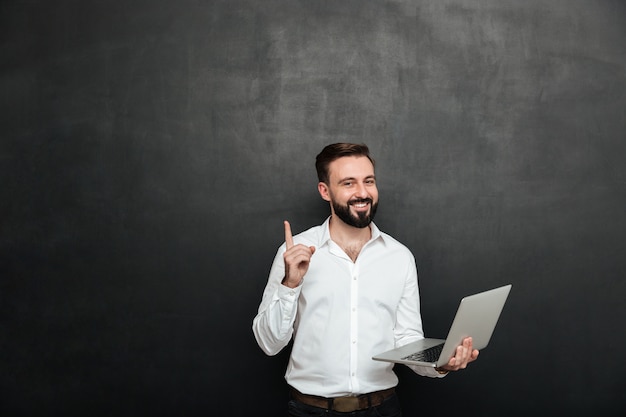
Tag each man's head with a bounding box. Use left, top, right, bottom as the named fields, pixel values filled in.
left=316, top=143, right=378, bottom=229
left=315, top=143, right=375, bottom=184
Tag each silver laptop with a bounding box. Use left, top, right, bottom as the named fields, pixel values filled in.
left=373, top=284, right=512, bottom=368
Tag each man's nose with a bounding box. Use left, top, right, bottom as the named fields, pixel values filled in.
left=355, top=182, right=368, bottom=197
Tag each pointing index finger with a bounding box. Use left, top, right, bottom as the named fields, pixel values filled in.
left=284, top=220, right=294, bottom=249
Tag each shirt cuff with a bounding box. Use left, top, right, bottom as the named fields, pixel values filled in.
left=277, top=281, right=302, bottom=298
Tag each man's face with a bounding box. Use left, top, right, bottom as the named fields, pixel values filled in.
left=319, top=156, right=379, bottom=228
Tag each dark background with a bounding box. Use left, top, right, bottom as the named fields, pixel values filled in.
left=2, top=0, right=625, bottom=415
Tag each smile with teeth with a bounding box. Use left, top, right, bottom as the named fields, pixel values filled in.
left=350, top=199, right=371, bottom=209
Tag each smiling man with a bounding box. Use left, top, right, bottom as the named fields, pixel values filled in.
left=253, top=143, right=478, bottom=417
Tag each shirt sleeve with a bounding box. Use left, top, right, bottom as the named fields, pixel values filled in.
left=394, top=253, right=447, bottom=378
left=252, top=245, right=301, bottom=356
left=406, top=363, right=449, bottom=378
left=393, top=253, right=423, bottom=345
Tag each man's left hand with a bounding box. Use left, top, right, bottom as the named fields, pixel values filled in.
left=438, top=337, right=479, bottom=372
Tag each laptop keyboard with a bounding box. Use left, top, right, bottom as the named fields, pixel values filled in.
left=401, top=343, right=444, bottom=362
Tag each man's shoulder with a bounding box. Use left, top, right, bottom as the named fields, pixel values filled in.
left=377, top=229, right=415, bottom=256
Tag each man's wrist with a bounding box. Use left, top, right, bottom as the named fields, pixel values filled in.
left=281, top=276, right=300, bottom=288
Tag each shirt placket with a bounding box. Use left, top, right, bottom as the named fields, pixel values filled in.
left=348, top=261, right=360, bottom=393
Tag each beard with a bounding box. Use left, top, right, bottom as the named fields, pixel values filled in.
left=332, top=198, right=378, bottom=229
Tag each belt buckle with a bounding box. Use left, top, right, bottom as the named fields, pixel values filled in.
left=333, top=396, right=360, bottom=412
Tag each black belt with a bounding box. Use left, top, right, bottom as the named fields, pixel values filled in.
left=290, top=387, right=396, bottom=413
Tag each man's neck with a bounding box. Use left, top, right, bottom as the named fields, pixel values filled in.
left=328, top=215, right=371, bottom=247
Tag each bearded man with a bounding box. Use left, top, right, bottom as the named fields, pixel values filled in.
left=253, top=143, right=478, bottom=417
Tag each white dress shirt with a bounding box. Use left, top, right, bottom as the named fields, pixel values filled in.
left=252, top=218, right=443, bottom=398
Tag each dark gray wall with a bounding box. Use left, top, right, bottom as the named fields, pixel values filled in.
left=2, top=0, right=625, bottom=415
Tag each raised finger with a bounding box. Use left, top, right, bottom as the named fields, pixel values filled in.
left=284, top=220, right=294, bottom=249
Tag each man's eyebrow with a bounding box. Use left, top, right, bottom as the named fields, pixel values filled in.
left=337, top=176, right=356, bottom=184
left=337, top=175, right=376, bottom=184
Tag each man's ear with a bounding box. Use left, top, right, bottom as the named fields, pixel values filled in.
left=318, top=182, right=331, bottom=202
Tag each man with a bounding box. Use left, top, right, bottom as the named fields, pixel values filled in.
left=252, top=143, right=478, bottom=416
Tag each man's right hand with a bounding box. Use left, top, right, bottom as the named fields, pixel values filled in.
left=282, top=220, right=316, bottom=288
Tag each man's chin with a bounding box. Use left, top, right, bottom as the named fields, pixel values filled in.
left=351, top=213, right=373, bottom=228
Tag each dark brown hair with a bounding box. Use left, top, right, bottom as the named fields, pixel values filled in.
left=315, top=143, right=375, bottom=184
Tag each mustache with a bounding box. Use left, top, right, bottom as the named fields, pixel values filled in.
left=348, top=198, right=373, bottom=205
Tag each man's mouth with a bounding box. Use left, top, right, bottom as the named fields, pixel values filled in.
left=350, top=199, right=372, bottom=209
